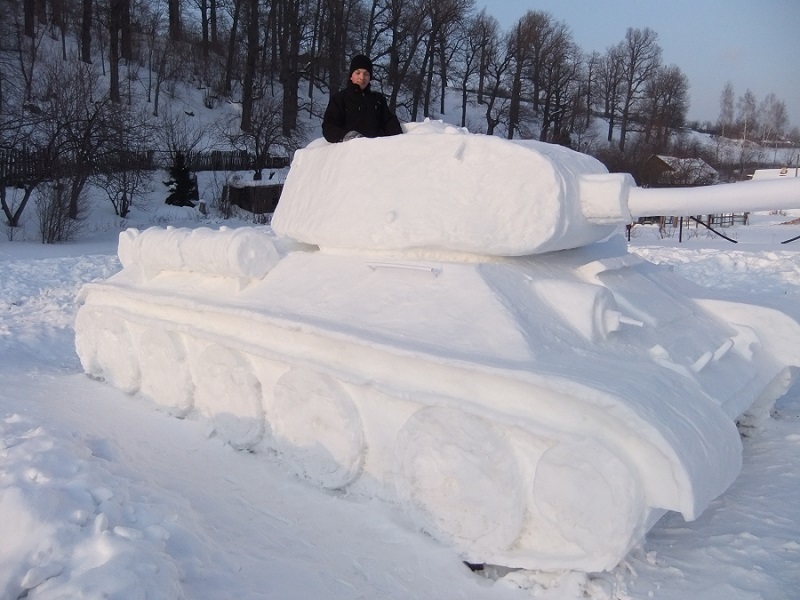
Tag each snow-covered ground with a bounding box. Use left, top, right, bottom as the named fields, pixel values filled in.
left=2, top=150, right=800, bottom=598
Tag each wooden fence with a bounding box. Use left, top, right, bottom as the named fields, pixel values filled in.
left=0, top=149, right=288, bottom=185
left=183, top=150, right=289, bottom=172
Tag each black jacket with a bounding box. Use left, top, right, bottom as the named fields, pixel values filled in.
left=322, top=83, right=402, bottom=143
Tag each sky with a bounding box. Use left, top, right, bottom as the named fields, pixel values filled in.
left=2, top=128, right=800, bottom=597
left=483, top=0, right=800, bottom=128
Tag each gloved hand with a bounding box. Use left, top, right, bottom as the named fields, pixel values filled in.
left=342, top=130, right=363, bottom=142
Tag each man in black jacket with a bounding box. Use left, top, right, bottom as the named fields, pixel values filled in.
left=322, top=55, right=403, bottom=143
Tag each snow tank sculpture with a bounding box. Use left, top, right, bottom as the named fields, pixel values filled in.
left=75, top=120, right=800, bottom=572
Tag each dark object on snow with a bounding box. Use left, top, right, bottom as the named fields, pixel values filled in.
left=322, top=84, right=402, bottom=143
left=224, top=182, right=283, bottom=214
left=164, top=152, right=199, bottom=207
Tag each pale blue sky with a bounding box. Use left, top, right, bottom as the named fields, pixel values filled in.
left=482, top=0, right=800, bottom=128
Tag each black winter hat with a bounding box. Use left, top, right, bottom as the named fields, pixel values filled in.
left=349, top=54, right=373, bottom=77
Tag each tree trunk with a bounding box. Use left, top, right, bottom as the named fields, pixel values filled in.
left=153, top=50, right=166, bottom=116
left=210, top=0, right=218, bottom=48
left=68, top=175, right=88, bottom=220
left=326, top=0, right=347, bottom=95
left=438, top=33, right=447, bottom=115
left=239, top=0, right=259, bottom=132
left=460, top=77, right=469, bottom=127
left=120, top=0, right=132, bottom=61
left=507, top=63, right=522, bottom=139
left=417, top=37, right=433, bottom=120
left=36, top=0, right=47, bottom=26
left=109, top=0, right=120, bottom=103
left=1, top=185, right=36, bottom=228
left=24, top=0, right=36, bottom=37
left=280, top=0, right=301, bottom=134
left=81, top=0, right=92, bottom=62
left=423, top=46, right=434, bottom=117
left=53, top=0, right=64, bottom=58
left=224, top=0, right=242, bottom=93
left=168, top=0, right=181, bottom=41
left=201, top=0, right=209, bottom=58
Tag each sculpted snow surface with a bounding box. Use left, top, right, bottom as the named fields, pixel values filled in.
left=74, top=121, right=800, bottom=572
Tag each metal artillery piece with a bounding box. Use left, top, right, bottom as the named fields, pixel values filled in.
left=75, top=120, right=800, bottom=572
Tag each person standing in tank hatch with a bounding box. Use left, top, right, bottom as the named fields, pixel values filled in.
left=322, top=54, right=403, bottom=143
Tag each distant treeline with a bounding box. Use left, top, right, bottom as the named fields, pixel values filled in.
left=2, top=0, right=797, bottom=233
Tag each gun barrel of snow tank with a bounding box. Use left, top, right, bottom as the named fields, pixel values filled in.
left=626, top=178, right=800, bottom=218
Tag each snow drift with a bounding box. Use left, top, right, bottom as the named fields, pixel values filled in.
left=74, top=120, right=800, bottom=572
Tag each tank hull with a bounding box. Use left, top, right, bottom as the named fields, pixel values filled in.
left=74, top=226, right=799, bottom=572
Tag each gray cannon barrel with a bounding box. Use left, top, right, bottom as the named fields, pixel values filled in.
left=627, top=178, right=800, bottom=219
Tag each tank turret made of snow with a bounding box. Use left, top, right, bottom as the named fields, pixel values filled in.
left=75, top=120, right=800, bottom=572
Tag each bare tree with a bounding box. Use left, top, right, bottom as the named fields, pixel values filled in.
left=641, top=64, right=688, bottom=146
left=758, top=92, right=788, bottom=144
left=419, top=0, right=472, bottom=118
left=223, top=0, right=242, bottom=93
left=0, top=112, right=41, bottom=229
left=94, top=105, right=152, bottom=218
left=599, top=44, right=624, bottom=144
left=470, top=10, right=496, bottom=106
left=718, top=81, right=734, bottom=138
left=505, top=11, right=540, bottom=139
left=35, top=178, right=85, bottom=243
left=24, top=0, right=36, bottom=37
left=108, top=0, right=121, bottom=102
left=276, top=0, right=306, bottom=134
left=151, top=39, right=187, bottom=117
left=323, top=0, right=362, bottom=95
left=239, top=0, right=259, bottom=130
left=156, top=105, right=212, bottom=159
left=617, top=27, right=661, bottom=152
left=735, top=88, right=759, bottom=171
left=96, top=166, right=149, bottom=217
left=452, top=10, right=493, bottom=127
left=80, top=0, right=92, bottom=62
left=535, top=23, right=577, bottom=143
left=480, top=29, right=512, bottom=135
left=168, top=0, right=181, bottom=41
left=219, top=85, right=303, bottom=180
left=11, top=8, right=48, bottom=102
left=736, top=88, right=757, bottom=141
left=209, top=0, right=219, bottom=48
left=2, top=58, right=112, bottom=228
left=379, top=0, right=428, bottom=115
left=582, top=50, right=601, bottom=129
left=196, top=0, right=210, bottom=57
left=41, top=59, right=118, bottom=219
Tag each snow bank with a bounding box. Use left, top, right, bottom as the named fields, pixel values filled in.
left=0, top=412, right=183, bottom=600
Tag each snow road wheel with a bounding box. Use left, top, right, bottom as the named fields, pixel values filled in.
left=193, top=345, right=264, bottom=450
left=269, top=368, right=365, bottom=490
left=138, top=329, right=193, bottom=415
left=532, top=439, right=645, bottom=558
left=394, top=407, right=525, bottom=556
left=75, top=308, right=140, bottom=393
